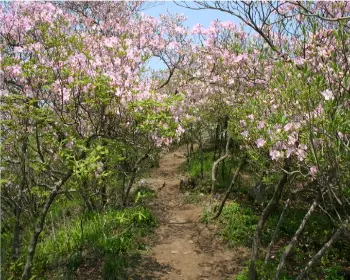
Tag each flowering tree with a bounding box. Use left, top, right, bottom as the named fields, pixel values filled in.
left=174, top=1, right=350, bottom=279
left=1, top=2, right=186, bottom=279
left=1, top=1, right=349, bottom=279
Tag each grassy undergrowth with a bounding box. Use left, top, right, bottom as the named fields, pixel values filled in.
left=186, top=148, right=249, bottom=192
left=185, top=147, right=348, bottom=280
left=3, top=198, right=156, bottom=280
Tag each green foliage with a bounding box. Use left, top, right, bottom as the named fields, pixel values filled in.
left=234, top=262, right=294, bottom=280
left=32, top=206, right=155, bottom=278
left=134, top=187, right=155, bottom=205
left=324, top=265, right=344, bottom=280
left=187, top=149, right=241, bottom=190
left=219, top=202, right=258, bottom=247
left=103, top=255, right=128, bottom=280
left=187, top=150, right=213, bottom=178
left=234, top=266, right=249, bottom=280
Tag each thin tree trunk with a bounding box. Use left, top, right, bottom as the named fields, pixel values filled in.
left=123, top=170, right=138, bottom=207
left=186, top=143, right=190, bottom=164
left=249, top=165, right=289, bottom=280
left=211, top=137, right=231, bottom=197
left=274, top=195, right=320, bottom=280
left=212, top=123, right=220, bottom=161
left=101, top=185, right=107, bottom=207
left=50, top=212, right=56, bottom=241
left=121, top=171, right=126, bottom=205
left=12, top=204, right=21, bottom=260
left=22, top=173, right=71, bottom=280
left=79, top=187, right=94, bottom=212
left=296, top=221, right=349, bottom=280
left=221, top=129, right=228, bottom=181
left=264, top=198, right=291, bottom=263
left=295, top=220, right=348, bottom=280
left=199, top=134, right=204, bottom=179
left=212, top=157, right=246, bottom=220
left=122, top=151, right=149, bottom=206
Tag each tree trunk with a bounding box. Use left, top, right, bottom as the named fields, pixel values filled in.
left=274, top=195, right=320, bottom=280
left=199, top=134, right=204, bottom=179
left=79, top=187, right=94, bottom=212
left=221, top=130, right=228, bottom=181
left=264, top=198, right=291, bottom=263
left=249, top=165, right=289, bottom=280
left=295, top=220, right=348, bottom=280
left=123, top=170, right=137, bottom=207
left=101, top=185, right=107, bottom=207
left=212, top=157, right=246, bottom=219
left=122, top=152, right=149, bottom=206
left=212, top=123, right=220, bottom=161
left=12, top=204, right=21, bottom=260
left=22, top=173, right=71, bottom=280
left=211, top=137, right=231, bottom=197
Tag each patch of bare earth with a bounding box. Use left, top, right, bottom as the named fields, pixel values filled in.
left=128, top=146, right=249, bottom=280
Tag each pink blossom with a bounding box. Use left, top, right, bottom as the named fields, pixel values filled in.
left=256, top=138, right=266, bottom=148
left=286, top=148, right=294, bottom=158
left=7, top=65, right=22, bottom=76
left=294, top=57, right=306, bottom=66
left=320, top=89, right=334, bottom=101
left=257, top=121, right=265, bottom=130
left=239, top=119, right=246, bottom=126
left=338, top=132, right=344, bottom=140
left=62, top=88, right=70, bottom=102
left=298, top=144, right=307, bottom=150
left=192, top=23, right=203, bottom=34
left=176, top=125, right=185, bottom=136
left=270, top=149, right=283, bottom=161
left=284, top=122, right=293, bottom=132
left=309, top=166, right=318, bottom=177
left=288, top=134, right=298, bottom=145
left=241, top=131, right=249, bottom=138
left=294, top=122, right=301, bottom=130
left=67, top=76, right=74, bottom=83
left=295, top=148, right=307, bottom=161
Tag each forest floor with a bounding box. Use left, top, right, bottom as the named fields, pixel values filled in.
left=127, top=146, right=249, bottom=280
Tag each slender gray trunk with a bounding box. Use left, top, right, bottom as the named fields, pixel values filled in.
left=212, top=123, right=220, bottom=161
left=122, top=152, right=149, bottom=206
left=295, top=220, right=348, bottom=280
left=211, top=137, right=231, bottom=197
left=212, top=157, right=246, bottom=219
left=264, top=198, right=291, bottom=263
left=249, top=165, right=289, bottom=280
left=12, top=205, right=21, bottom=260
left=274, top=196, right=319, bottom=280
left=22, top=173, right=71, bottom=280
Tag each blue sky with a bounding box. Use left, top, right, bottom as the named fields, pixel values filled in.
left=143, top=1, right=240, bottom=70
left=143, top=1, right=239, bottom=28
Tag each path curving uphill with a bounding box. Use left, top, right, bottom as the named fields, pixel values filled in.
left=128, top=146, right=249, bottom=280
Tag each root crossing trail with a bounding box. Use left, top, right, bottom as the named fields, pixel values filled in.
left=128, top=146, right=249, bottom=280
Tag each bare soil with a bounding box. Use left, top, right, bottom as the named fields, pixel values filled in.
left=128, top=146, right=249, bottom=280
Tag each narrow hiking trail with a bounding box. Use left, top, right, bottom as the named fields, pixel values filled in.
left=128, top=146, right=249, bottom=280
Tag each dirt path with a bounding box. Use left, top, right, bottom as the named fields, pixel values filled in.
left=128, top=146, right=249, bottom=280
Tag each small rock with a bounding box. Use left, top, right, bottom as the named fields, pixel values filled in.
left=204, top=267, right=211, bottom=272
left=171, top=250, right=179, bottom=254
left=183, top=251, right=191, bottom=254
left=189, top=240, right=194, bottom=244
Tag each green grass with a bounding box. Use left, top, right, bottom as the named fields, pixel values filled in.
left=214, top=201, right=258, bottom=247
left=2, top=204, right=156, bottom=280
left=37, top=206, right=155, bottom=274
left=186, top=149, right=245, bottom=191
